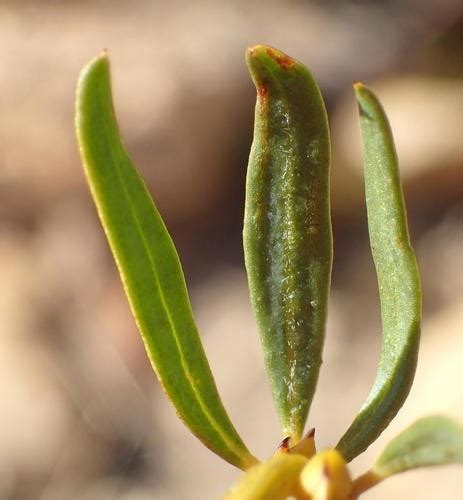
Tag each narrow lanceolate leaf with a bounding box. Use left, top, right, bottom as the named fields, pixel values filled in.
left=336, top=84, right=421, bottom=462
left=223, top=453, right=309, bottom=500
left=75, top=53, right=257, bottom=470
left=351, top=416, right=463, bottom=496
left=244, top=45, right=332, bottom=443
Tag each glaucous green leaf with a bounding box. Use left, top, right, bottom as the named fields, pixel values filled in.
left=75, top=53, right=257, bottom=470
left=223, top=453, right=309, bottom=500
left=336, top=84, right=421, bottom=462
left=374, top=415, right=463, bottom=477
left=244, top=45, right=332, bottom=443
left=351, top=416, right=463, bottom=497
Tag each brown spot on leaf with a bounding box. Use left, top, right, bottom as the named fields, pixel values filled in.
left=266, top=47, right=295, bottom=70
left=257, top=82, right=268, bottom=99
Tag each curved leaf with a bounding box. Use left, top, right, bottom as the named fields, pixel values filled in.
left=223, top=453, right=309, bottom=499
left=244, top=45, right=332, bottom=442
left=75, top=53, right=257, bottom=470
left=336, top=84, right=421, bottom=461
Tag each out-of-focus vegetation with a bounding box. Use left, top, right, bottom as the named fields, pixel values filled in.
left=2, top=1, right=463, bottom=499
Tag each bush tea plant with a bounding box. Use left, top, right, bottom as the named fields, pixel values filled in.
left=75, top=45, right=463, bottom=499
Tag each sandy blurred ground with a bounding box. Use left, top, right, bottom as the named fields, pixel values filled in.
left=1, top=1, right=463, bottom=499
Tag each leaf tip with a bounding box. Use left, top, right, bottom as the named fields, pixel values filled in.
left=76, top=51, right=112, bottom=124
left=78, top=51, right=110, bottom=89
left=353, top=82, right=378, bottom=119
left=246, top=44, right=296, bottom=69
left=353, top=81, right=370, bottom=100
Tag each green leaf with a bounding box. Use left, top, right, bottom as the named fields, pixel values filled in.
left=223, top=453, right=309, bottom=499
left=373, top=416, right=463, bottom=477
left=75, top=53, right=257, bottom=470
left=351, top=416, right=463, bottom=497
left=243, top=45, right=332, bottom=443
left=336, top=84, right=421, bottom=462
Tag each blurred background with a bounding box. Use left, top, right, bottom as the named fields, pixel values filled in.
left=2, top=1, right=463, bottom=498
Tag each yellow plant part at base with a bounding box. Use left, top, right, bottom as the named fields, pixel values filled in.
left=224, top=449, right=353, bottom=500
left=300, top=450, right=352, bottom=500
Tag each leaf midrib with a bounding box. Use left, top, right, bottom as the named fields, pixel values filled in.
left=96, top=90, right=243, bottom=459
